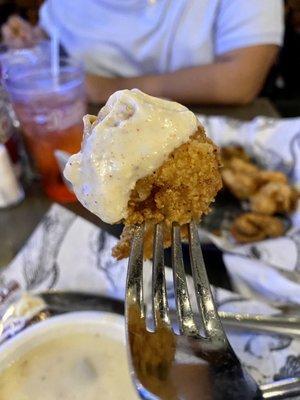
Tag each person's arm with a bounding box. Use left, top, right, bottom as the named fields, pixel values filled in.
left=86, top=45, right=279, bottom=105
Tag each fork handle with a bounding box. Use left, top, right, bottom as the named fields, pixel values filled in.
left=260, top=377, right=300, bottom=399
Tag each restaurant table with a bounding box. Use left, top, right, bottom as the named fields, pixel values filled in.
left=0, top=98, right=280, bottom=291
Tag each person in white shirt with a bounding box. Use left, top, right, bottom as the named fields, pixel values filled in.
left=2, top=0, right=284, bottom=105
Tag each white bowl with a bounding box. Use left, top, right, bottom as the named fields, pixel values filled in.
left=0, top=311, right=125, bottom=367
left=0, top=311, right=138, bottom=400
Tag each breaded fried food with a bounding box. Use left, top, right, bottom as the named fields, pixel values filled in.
left=222, top=170, right=258, bottom=200
left=250, top=182, right=298, bottom=215
left=64, top=89, right=222, bottom=261
left=221, top=146, right=250, bottom=168
left=113, top=128, right=222, bottom=259
left=257, top=170, right=288, bottom=185
left=231, top=212, right=285, bottom=243
left=221, top=146, right=298, bottom=219
left=221, top=158, right=259, bottom=199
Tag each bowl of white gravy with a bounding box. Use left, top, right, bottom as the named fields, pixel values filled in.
left=0, top=311, right=139, bottom=400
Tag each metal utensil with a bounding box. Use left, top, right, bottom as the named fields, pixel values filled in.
left=31, top=292, right=300, bottom=339
left=36, top=293, right=300, bottom=339
left=126, top=221, right=300, bottom=400
left=219, top=311, right=300, bottom=339
left=40, top=291, right=124, bottom=315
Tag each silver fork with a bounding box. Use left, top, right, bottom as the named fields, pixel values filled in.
left=126, top=221, right=300, bottom=400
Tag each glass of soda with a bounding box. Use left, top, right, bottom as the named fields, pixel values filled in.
left=4, top=57, right=86, bottom=202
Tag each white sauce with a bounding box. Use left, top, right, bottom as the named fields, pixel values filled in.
left=0, top=332, right=138, bottom=400
left=64, top=89, right=198, bottom=223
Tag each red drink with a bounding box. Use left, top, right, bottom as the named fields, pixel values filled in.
left=5, top=60, right=86, bottom=202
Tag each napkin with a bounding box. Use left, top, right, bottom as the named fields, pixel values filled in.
left=197, top=115, right=300, bottom=307
left=1, top=203, right=300, bottom=388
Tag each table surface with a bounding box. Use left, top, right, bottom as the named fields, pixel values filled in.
left=0, top=98, right=280, bottom=289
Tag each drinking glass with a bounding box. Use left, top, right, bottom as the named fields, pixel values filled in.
left=5, top=57, right=86, bottom=202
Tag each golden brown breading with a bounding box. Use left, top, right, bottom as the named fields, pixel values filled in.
left=113, top=126, right=222, bottom=260
left=221, top=146, right=298, bottom=215
left=221, top=146, right=250, bottom=168
left=228, top=158, right=258, bottom=175
left=231, top=212, right=285, bottom=244
left=222, top=169, right=258, bottom=200
left=221, top=158, right=259, bottom=199
left=257, top=170, right=288, bottom=185
left=250, top=182, right=298, bottom=215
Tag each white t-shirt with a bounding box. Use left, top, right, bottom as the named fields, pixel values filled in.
left=40, top=0, right=284, bottom=77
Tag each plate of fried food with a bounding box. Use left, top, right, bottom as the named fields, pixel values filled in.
left=201, top=144, right=299, bottom=245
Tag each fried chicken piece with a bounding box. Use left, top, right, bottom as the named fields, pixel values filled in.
left=221, top=146, right=250, bottom=168
left=222, top=170, right=258, bottom=200
left=257, top=170, right=288, bottom=185
left=231, top=212, right=285, bottom=244
left=113, top=127, right=222, bottom=260
left=221, top=158, right=259, bottom=199
left=228, top=158, right=258, bottom=175
left=221, top=147, right=295, bottom=207
left=250, top=182, right=298, bottom=215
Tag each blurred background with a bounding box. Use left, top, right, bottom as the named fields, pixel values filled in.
left=0, top=0, right=42, bottom=25
left=0, top=0, right=299, bottom=116
left=266, top=0, right=300, bottom=116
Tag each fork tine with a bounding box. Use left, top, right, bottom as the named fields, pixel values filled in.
left=152, top=223, right=171, bottom=328
left=188, top=221, right=225, bottom=339
left=126, top=224, right=145, bottom=319
left=172, top=223, right=198, bottom=336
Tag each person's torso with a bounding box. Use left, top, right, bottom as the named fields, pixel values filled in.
left=43, top=0, right=220, bottom=76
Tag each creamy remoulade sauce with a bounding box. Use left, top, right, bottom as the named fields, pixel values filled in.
left=0, top=332, right=138, bottom=400
left=64, top=89, right=198, bottom=224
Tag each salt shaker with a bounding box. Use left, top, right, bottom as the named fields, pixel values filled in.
left=0, top=144, right=24, bottom=208
left=0, top=84, right=22, bottom=177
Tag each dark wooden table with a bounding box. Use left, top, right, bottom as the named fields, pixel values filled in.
left=0, top=98, right=280, bottom=289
